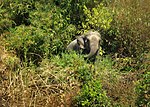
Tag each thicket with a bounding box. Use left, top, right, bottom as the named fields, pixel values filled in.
left=0, top=0, right=149, bottom=106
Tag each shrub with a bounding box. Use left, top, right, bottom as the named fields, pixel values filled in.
left=136, top=71, right=150, bottom=107
left=5, top=26, right=50, bottom=64
left=4, top=1, right=77, bottom=65
left=51, top=52, right=85, bottom=68
left=53, top=0, right=93, bottom=26
left=29, top=3, right=77, bottom=55
left=108, top=0, right=150, bottom=57
left=0, top=3, right=13, bottom=33
left=135, top=53, right=150, bottom=106
left=51, top=53, right=92, bottom=82
left=83, top=3, right=113, bottom=31
left=74, top=79, right=110, bottom=107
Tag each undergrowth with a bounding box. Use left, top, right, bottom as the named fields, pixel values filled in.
left=0, top=0, right=150, bottom=106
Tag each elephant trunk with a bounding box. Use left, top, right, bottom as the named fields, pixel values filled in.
left=84, top=44, right=98, bottom=58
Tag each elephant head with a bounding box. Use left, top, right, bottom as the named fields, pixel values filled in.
left=83, top=31, right=101, bottom=60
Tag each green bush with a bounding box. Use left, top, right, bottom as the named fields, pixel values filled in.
left=53, top=0, right=93, bottom=26
left=135, top=53, right=150, bottom=106
left=136, top=71, right=150, bottom=107
left=0, top=3, right=12, bottom=33
left=51, top=52, right=85, bottom=68
left=6, top=26, right=49, bottom=64
left=74, top=79, right=110, bottom=107
left=30, top=3, right=77, bottom=54
left=51, top=53, right=92, bottom=82
left=83, top=3, right=113, bottom=31
left=53, top=0, right=112, bottom=32
left=5, top=25, right=75, bottom=64
left=3, top=0, right=35, bottom=26
left=4, top=0, right=77, bottom=65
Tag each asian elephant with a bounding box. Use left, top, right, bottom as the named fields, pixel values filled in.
left=67, top=30, right=101, bottom=62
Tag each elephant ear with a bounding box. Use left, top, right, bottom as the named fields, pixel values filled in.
left=66, top=39, right=78, bottom=51
left=76, top=36, right=85, bottom=49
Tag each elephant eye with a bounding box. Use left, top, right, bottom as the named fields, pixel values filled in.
left=84, top=39, right=89, bottom=44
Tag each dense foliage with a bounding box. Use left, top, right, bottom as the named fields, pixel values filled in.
left=75, top=79, right=110, bottom=107
left=0, top=0, right=149, bottom=106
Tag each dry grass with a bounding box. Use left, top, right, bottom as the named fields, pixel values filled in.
left=0, top=62, right=80, bottom=107
left=110, top=0, right=150, bottom=57
left=0, top=37, right=80, bottom=107
left=96, top=68, right=138, bottom=107
left=103, top=72, right=138, bottom=106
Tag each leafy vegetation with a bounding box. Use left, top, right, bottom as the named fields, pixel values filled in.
left=0, top=0, right=149, bottom=106
left=74, top=79, right=110, bottom=107
left=135, top=53, right=150, bottom=107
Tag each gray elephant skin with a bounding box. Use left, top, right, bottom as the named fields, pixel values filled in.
left=66, top=35, right=85, bottom=52
left=67, top=30, right=101, bottom=62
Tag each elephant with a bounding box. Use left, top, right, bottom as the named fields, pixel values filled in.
left=67, top=30, right=101, bottom=62
left=66, top=35, right=85, bottom=52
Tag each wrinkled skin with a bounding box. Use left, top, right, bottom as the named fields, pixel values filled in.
left=67, top=30, right=101, bottom=62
